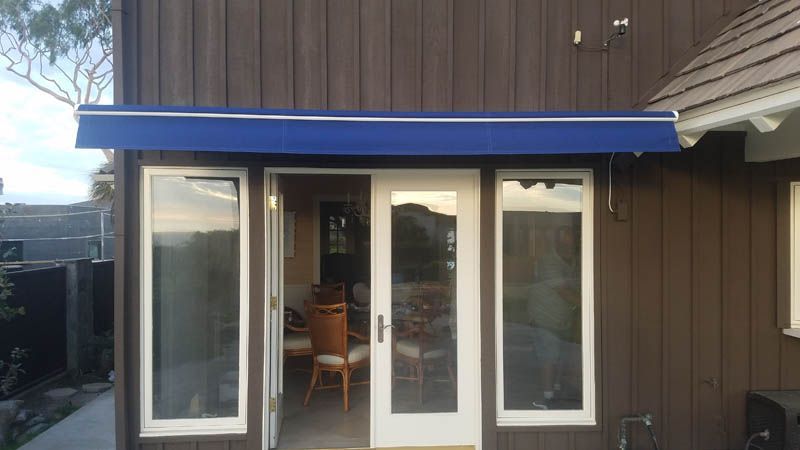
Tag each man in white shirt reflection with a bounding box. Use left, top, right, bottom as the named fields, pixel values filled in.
left=527, top=225, right=581, bottom=410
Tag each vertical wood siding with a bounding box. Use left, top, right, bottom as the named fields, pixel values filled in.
left=131, top=0, right=752, bottom=114
left=121, top=143, right=800, bottom=450
left=487, top=136, right=800, bottom=450
left=114, top=0, right=800, bottom=449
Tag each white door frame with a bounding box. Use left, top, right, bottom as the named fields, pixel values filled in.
left=371, top=170, right=481, bottom=448
left=263, top=168, right=482, bottom=450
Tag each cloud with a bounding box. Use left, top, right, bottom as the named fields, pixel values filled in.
left=0, top=76, right=107, bottom=204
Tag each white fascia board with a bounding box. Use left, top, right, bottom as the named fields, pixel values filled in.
left=749, top=110, right=793, bottom=132
left=674, top=76, right=800, bottom=147
left=784, top=328, right=800, bottom=339
left=678, top=131, right=707, bottom=148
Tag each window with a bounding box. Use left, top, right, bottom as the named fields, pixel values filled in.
left=0, top=240, right=23, bottom=262
left=141, top=168, right=249, bottom=436
left=87, top=239, right=101, bottom=260
left=328, top=214, right=348, bottom=254
left=495, top=170, right=595, bottom=426
left=786, top=183, right=800, bottom=338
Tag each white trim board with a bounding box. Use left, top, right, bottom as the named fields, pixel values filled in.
left=673, top=76, right=800, bottom=148
left=139, top=167, right=250, bottom=437
left=75, top=108, right=678, bottom=123
left=494, top=170, right=596, bottom=427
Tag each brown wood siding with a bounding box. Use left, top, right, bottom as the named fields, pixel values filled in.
left=111, top=1, right=800, bottom=449
left=484, top=135, right=800, bottom=450
left=116, top=140, right=800, bottom=450
left=124, top=0, right=753, bottom=115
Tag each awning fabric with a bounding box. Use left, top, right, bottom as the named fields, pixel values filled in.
left=74, top=104, right=680, bottom=156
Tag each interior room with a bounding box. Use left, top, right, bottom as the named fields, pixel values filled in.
left=275, top=174, right=461, bottom=449
left=277, top=174, right=372, bottom=449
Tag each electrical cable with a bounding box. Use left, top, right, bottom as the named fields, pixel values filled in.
left=608, top=152, right=616, bottom=214
left=744, top=429, right=770, bottom=450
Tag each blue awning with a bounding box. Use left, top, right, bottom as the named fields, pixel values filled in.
left=74, top=104, right=679, bottom=156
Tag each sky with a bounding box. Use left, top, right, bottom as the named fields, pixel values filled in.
left=0, top=73, right=108, bottom=205
left=502, top=180, right=583, bottom=212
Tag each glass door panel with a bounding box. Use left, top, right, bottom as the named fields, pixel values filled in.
left=373, top=172, right=479, bottom=448
left=390, top=191, right=458, bottom=414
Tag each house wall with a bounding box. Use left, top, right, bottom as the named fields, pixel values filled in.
left=115, top=137, right=800, bottom=450
left=108, top=1, right=794, bottom=449
left=118, top=0, right=752, bottom=112
left=480, top=134, right=800, bottom=450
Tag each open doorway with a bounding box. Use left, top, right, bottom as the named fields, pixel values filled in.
left=266, top=170, right=481, bottom=449
left=272, top=174, right=372, bottom=449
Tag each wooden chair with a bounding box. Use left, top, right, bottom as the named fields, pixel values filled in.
left=392, top=296, right=455, bottom=404
left=312, top=282, right=346, bottom=305
left=283, top=307, right=312, bottom=364
left=303, top=302, right=369, bottom=411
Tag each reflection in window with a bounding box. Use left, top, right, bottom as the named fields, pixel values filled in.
left=151, top=175, right=242, bottom=420
left=501, top=178, right=584, bottom=412
left=390, top=191, right=458, bottom=414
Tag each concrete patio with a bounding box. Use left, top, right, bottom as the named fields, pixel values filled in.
left=20, top=389, right=114, bottom=450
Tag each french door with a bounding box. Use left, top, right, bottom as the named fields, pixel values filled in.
left=265, top=169, right=480, bottom=449
left=371, top=171, right=480, bottom=447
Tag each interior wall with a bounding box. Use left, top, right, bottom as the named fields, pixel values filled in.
left=280, top=174, right=370, bottom=313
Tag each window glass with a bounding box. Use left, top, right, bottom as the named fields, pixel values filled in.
left=501, top=178, right=584, bottom=411
left=150, top=175, right=242, bottom=420
left=390, top=191, right=458, bottom=413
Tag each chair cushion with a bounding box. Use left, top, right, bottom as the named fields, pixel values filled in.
left=395, top=339, right=447, bottom=360
left=316, top=343, right=370, bottom=365
left=284, top=333, right=312, bottom=351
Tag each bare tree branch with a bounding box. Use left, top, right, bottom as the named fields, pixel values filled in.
left=0, top=0, right=115, bottom=161
left=37, top=53, right=74, bottom=103
left=5, top=63, right=74, bottom=106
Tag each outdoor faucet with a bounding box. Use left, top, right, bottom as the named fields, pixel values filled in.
left=618, top=413, right=660, bottom=450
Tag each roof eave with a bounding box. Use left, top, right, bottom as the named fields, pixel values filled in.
left=671, top=75, right=800, bottom=148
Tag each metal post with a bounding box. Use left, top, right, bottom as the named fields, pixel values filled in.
left=99, top=211, right=105, bottom=260
left=65, top=258, right=94, bottom=373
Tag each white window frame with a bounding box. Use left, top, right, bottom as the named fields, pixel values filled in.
left=786, top=182, right=800, bottom=338
left=494, top=169, right=596, bottom=427
left=140, top=167, right=250, bottom=437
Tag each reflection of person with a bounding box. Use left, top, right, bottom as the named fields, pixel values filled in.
left=527, top=225, right=580, bottom=409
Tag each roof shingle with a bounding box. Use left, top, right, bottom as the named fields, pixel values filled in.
left=649, top=0, right=800, bottom=112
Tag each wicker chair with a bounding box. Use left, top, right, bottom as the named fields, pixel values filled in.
left=283, top=306, right=312, bottom=365
left=311, top=282, right=346, bottom=305
left=303, top=302, right=369, bottom=411
left=392, top=296, right=455, bottom=404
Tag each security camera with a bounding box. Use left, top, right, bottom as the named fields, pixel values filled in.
left=613, top=18, right=629, bottom=35
left=604, top=17, right=630, bottom=47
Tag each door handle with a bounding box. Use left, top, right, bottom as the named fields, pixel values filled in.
left=377, top=314, right=394, bottom=343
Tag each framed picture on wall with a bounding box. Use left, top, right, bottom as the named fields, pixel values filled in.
left=284, top=211, right=296, bottom=258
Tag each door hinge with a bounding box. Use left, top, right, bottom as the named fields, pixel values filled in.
left=270, top=296, right=278, bottom=311
left=269, top=397, right=277, bottom=412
